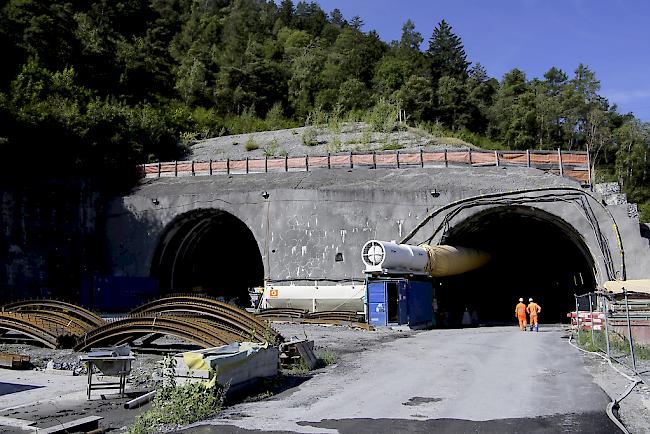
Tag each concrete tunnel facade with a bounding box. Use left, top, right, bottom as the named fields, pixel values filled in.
left=105, top=166, right=650, bottom=321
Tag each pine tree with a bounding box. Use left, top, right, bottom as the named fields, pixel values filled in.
left=427, top=20, right=470, bottom=88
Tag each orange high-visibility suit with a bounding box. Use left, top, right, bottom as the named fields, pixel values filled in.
left=527, top=302, right=541, bottom=327
left=515, top=302, right=527, bottom=330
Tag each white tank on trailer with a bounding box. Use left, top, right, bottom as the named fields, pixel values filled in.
left=260, top=284, right=365, bottom=312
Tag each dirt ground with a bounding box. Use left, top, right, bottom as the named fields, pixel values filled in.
left=0, top=324, right=647, bottom=433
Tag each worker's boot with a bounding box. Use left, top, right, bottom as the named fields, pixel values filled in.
left=530, top=325, right=533, bottom=331
left=535, top=325, right=539, bottom=332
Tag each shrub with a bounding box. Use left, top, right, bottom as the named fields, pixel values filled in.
left=301, top=127, right=319, bottom=146
left=245, top=135, right=260, bottom=151
left=129, top=356, right=227, bottom=434
left=364, top=98, right=399, bottom=133
left=264, top=138, right=279, bottom=157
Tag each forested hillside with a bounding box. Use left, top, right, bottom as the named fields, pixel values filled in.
left=0, top=0, right=648, bottom=218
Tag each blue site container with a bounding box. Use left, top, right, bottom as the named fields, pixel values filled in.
left=80, top=275, right=159, bottom=312
left=367, top=278, right=434, bottom=328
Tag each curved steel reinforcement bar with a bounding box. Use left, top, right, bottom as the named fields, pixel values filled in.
left=74, top=315, right=243, bottom=352
left=0, top=313, right=66, bottom=349
left=130, top=295, right=282, bottom=343
left=10, top=309, right=96, bottom=335
left=2, top=300, right=105, bottom=328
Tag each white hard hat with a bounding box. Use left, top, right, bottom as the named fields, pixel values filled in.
left=529, top=298, right=533, bottom=302
left=519, top=298, right=523, bottom=302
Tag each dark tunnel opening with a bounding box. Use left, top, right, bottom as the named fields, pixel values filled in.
left=434, top=206, right=596, bottom=327
left=151, top=209, right=264, bottom=306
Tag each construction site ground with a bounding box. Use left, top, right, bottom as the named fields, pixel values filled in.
left=0, top=324, right=648, bottom=433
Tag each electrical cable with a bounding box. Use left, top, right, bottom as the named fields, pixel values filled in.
left=403, top=188, right=623, bottom=282
left=568, top=332, right=642, bottom=433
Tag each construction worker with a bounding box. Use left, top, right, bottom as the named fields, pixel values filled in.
left=527, top=298, right=541, bottom=332
left=515, top=298, right=527, bottom=331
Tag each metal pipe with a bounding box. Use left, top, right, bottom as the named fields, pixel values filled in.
left=623, top=288, right=638, bottom=373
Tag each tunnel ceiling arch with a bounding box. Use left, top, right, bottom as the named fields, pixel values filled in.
left=435, top=205, right=597, bottom=325
left=151, top=209, right=264, bottom=305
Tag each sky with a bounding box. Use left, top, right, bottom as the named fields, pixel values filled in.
left=310, top=0, right=650, bottom=121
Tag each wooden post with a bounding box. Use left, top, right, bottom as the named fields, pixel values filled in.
left=396, top=150, right=400, bottom=168
left=285, top=154, right=288, bottom=172
left=558, top=148, right=564, bottom=177
left=468, top=148, right=472, bottom=166
left=494, top=150, right=499, bottom=167
left=350, top=151, right=353, bottom=169
left=265, top=156, right=268, bottom=173
left=191, top=160, right=195, bottom=176
left=526, top=149, right=531, bottom=168
left=373, top=151, right=377, bottom=169
left=157, top=162, right=161, bottom=178
left=246, top=157, right=249, bottom=174
left=305, top=154, right=309, bottom=172
left=209, top=159, right=213, bottom=175
left=444, top=149, right=448, bottom=167
left=226, top=158, right=230, bottom=175
left=174, top=160, right=178, bottom=177
left=327, top=152, right=331, bottom=169
left=420, top=149, right=424, bottom=168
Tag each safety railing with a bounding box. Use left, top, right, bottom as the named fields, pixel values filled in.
left=572, top=291, right=650, bottom=387
left=140, top=148, right=591, bottom=186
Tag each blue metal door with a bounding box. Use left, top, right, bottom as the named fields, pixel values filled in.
left=398, top=280, right=409, bottom=324
left=368, top=282, right=387, bottom=326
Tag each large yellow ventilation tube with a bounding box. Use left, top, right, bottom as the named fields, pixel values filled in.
left=361, top=240, right=490, bottom=277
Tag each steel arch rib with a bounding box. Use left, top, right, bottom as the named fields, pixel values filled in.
left=74, top=316, right=241, bottom=352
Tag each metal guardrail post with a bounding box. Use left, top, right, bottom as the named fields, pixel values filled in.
left=209, top=159, right=212, bottom=175
left=575, top=294, right=580, bottom=341
left=350, top=151, right=353, bottom=169
left=246, top=157, right=249, bottom=174
left=174, top=161, right=178, bottom=177
left=494, top=150, right=499, bottom=166
left=444, top=149, right=448, bottom=167
left=305, top=154, right=309, bottom=172
left=226, top=158, right=230, bottom=175
left=265, top=156, right=268, bottom=173
left=191, top=161, right=195, bottom=176
left=420, top=149, right=424, bottom=168
left=372, top=151, right=376, bottom=169
left=327, top=152, right=331, bottom=169
left=623, top=288, right=638, bottom=373
left=157, top=162, right=161, bottom=178
left=589, top=293, right=594, bottom=346
left=526, top=149, right=531, bottom=167
left=396, top=150, right=400, bottom=168
left=468, top=148, right=472, bottom=165
left=604, top=295, right=611, bottom=358
left=558, top=148, right=564, bottom=177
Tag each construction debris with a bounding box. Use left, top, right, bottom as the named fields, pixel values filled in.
left=0, top=351, right=30, bottom=369
left=172, top=342, right=279, bottom=390
left=279, top=339, right=316, bottom=370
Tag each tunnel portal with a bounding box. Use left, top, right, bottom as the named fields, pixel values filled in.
left=150, top=209, right=264, bottom=306
left=435, top=206, right=596, bottom=326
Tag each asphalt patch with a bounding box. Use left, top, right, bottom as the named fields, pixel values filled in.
left=300, top=413, right=618, bottom=433
left=184, top=412, right=618, bottom=434
left=402, top=396, right=443, bottom=406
